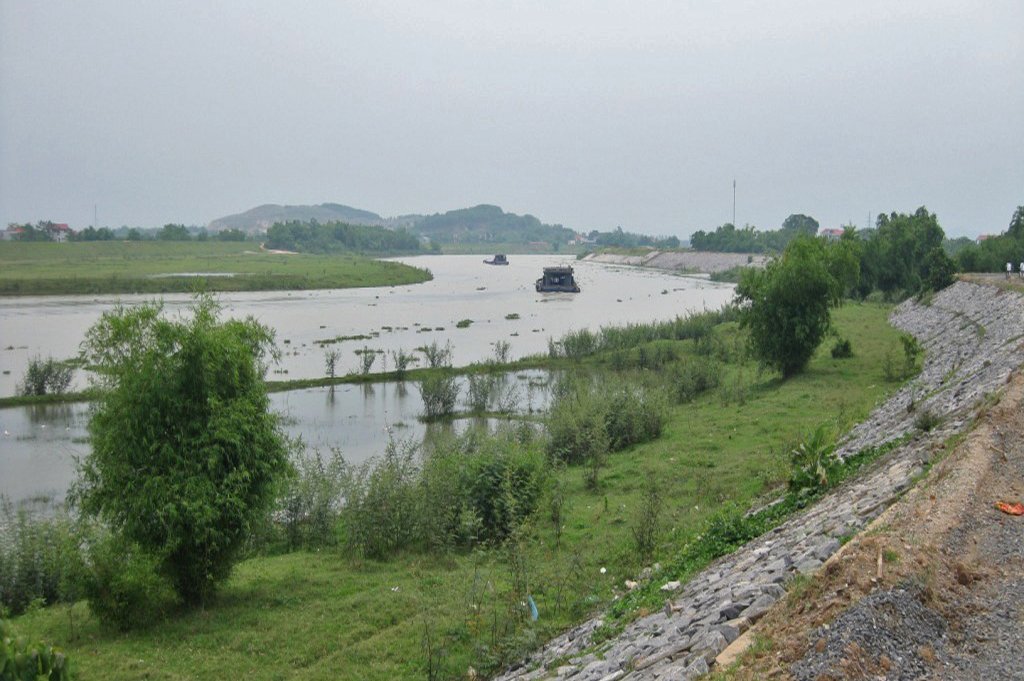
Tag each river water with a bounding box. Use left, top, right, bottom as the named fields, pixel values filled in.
left=0, top=255, right=734, bottom=504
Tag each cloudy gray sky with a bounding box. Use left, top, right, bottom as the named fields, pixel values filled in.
left=1, top=1, right=1021, bottom=238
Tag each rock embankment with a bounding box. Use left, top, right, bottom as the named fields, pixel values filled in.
left=495, top=281, right=1024, bottom=681
left=582, top=251, right=768, bottom=274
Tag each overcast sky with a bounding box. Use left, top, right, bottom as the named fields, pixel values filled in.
left=1, top=1, right=1021, bottom=238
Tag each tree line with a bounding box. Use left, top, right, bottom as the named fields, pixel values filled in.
left=264, top=220, right=429, bottom=254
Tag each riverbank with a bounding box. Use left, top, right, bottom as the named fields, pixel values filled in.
left=493, top=281, right=1024, bottom=681
left=6, top=302, right=906, bottom=680
left=580, top=249, right=769, bottom=274
left=0, top=241, right=432, bottom=296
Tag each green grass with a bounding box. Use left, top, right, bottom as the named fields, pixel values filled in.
left=0, top=241, right=431, bottom=295
left=7, top=303, right=904, bottom=680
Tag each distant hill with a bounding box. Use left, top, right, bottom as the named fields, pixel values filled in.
left=412, top=204, right=575, bottom=245
left=207, top=202, right=574, bottom=245
left=208, top=203, right=388, bottom=233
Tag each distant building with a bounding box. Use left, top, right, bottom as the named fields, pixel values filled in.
left=818, top=227, right=845, bottom=241
left=47, top=223, right=73, bottom=242
left=976, top=234, right=993, bottom=243
left=1, top=225, right=24, bottom=241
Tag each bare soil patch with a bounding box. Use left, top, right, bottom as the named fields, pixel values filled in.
left=714, top=371, right=1024, bottom=680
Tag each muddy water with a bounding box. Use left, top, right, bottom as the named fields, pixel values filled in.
left=0, top=255, right=733, bottom=504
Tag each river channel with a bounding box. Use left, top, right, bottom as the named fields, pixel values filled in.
left=0, top=255, right=734, bottom=504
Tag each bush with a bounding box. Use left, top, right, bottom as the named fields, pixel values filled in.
left=76, top=296, right=290, bottom=606
left=603, top=386, right=667, bottom=451
left=830, top=337, right=853, bottom=359
left=0, top=619, right=73, bottom=680
left=914, top=409, right=941, bottom=432
left=277, top=447, right=346, bottom=550
left=464, top=374, right=495, bottom=414
left=419, top=374, right=460, bottom=420
left=788, top=426, right=840, bottom=503
left=82, top=533, right=179, bottom=631
left=631, top=472, right=662, bottom=562
left=670, top=357, right=722, bottom=403
left=419, top=341, right=453, bottom=368
left=0, top=501, right=84, bottom=617
left=17, top=356, right=73, bottom=396
left=341, top=440, right=421, bottom=560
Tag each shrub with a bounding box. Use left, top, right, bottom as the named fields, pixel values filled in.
left=464, top=374, right=495, bottom=414
left=603, top=386, right=667, bottom=451
left=670, top=357, right=722, bottom=403
left=341, top=440, right=421, bottom=560
left=0, top=619, right=73, bottom=680
left=493, top=340, right=512, bottom=364
left=390, top=348, right=416, bottom=379
left=830, top=337, right=853, bottom=359
left=17, top=356, right=73, bottom=397
left=82, top=533, right=179, bottom=631
left=419, top=374, right=460, bottom=420
left=277, top=447, right=346, bottom=550
left=419, top=340, right=453, bottom=368
left=455, top=319, right=473, bottom=329
left=0, top=501, right=84, bottom=616
left=76, top=295, right=290, bottom=606
left=631, top=472, right=662, bottom=562
left=914, top=409, right=941, bottom=432
left=357, top=347, right=377, bottom=375
left=788, top=425, right=840, bottom=503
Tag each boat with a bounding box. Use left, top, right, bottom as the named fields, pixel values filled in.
left=535, top=265, right=580, bottom=293
left=484, top=254, right=509, bottom=265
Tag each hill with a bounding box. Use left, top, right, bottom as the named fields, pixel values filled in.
left=208, top=203, right=389, bottom=233
left=412, top=204, right=575, bottom=245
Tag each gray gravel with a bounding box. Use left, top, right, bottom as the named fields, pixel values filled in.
left=791, top=584, right=948, bottom=681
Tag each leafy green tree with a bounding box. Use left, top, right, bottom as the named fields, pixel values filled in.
left=736, top=236, right=843, bottom=377
left=75, top=296, right=289, bottom=606
left=781, top=213, right=820, bottom=236
left=157, top=223, right=191, bottom=241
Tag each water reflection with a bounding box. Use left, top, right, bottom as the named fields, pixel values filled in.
left=0, top=370, right=554, bottom=504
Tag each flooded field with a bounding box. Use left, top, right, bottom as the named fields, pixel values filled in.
left=0, top=255, right=733, bottom=504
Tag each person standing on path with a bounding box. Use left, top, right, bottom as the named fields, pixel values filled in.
left=1007, top=262, right=1013, bottom=279
left=1018, top=261, right=1023, bottom=278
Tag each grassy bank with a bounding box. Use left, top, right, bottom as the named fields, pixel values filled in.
left=8, top=303, right=905, bottom=680
left=0, top=241, right=431, bottom=296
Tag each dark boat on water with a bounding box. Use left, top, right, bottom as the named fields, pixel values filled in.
left=484, top=254, right=509, bottom=265
left=536, top=265, right=580, bottom=293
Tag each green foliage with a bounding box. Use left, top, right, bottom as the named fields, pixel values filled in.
left=921, top=247, right=957, bottom=291
left=603, top=386, right=668, bottom=451
left=81, top=533, right=179, bottom=631
left=689, top=214, right=820, bottom=253
left=390, top=348, right=416, bottom=379
left=265, top=220, right=423, bottom=254
left=156, top=224, right=191, bottom=241
left=277, top=447, right=346, bottom=550
left=492, top=340, right=512, bottom=364
left=587, top=226, right=680, bottom=249
left=464, top=374, right=496, bottom=414
left=830, top=337, right=853, bottom=359
left=0, top=619, right=73, bottom=680
left=0, top=503, right=84, bottom=617
left=357, top=347, right=378, bottom=375
left=857, top=207, right=946, bottom=297
left=914, top=409, right=941, bottom=433
left=736, top=236, right=844, bottom=377
left=418, top=374, right=460, bottom=420
left=669, top=357, right=722, bottom=402
left=955, top=205, right=1024, bottom=272
left=883, top=333, right=924, bottom=382
left=455, top=319, right=472, bottom=329
left=341, top=441, right=421, bottom=560
left=17, top=357, right=72, bottom=397
left=75, top=296, right=290, bottom=606
left=631, top=472, right=662, bottom=562
left=324, top=349, right=340, bottom=380
left=787, top=425, right=840, bottom=503
left=412, top=204, right=574, bottom=246
left=418, top=340, right=452, bottom=368
left=547, top=309, right=732, bottom=359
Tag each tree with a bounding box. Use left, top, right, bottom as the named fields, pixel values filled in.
left=76, top=296, right=289, bottom=606
left=781, top=214, right=820, bottom=236
left=736, top=236, right=843, bottom=377
left=157, top=223, right=191, bottom=241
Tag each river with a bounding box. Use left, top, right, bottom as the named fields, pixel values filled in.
left=0, top=255, right=734, bottom=504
